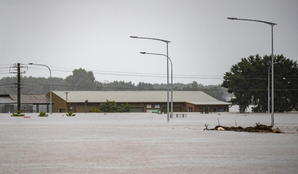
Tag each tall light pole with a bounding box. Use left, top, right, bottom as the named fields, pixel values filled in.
left=29, top=63, right=52, bottom=114
left=227, top=17, right=277, bottom=125
left=130, top=36, right=172, bottom=121
left=140, top=52, right=173, bottom=121
left=268, top=66, right=270, bottom=114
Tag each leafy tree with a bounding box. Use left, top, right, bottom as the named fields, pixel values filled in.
left=222, top=54, right=298, bottom=112
left=22, top=76, right=66, bottom=94
left=0, top=76, right=17, bottom=94
left=103, top=81, right=136, bottom=91
left=65, top=68, right=102, bottom=90
left=118, top=103, right=130, bottom=112
left=137, top=82, right=154, bottom=90
left=191, top=81, right=199, bottom=90
left=99, top=100, right=130, bottom=112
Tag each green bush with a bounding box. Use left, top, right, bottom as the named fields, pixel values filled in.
left=99, top=100, right=130, bottom=113
left=66, top=111, right=76, bottom=116
left=11, top=111, right=25, bottom=117
left=199, top=108, right=204, bottom=113
left=38, top=111, right=48, bottom=117
left=89, top=108, right=101, bottom=113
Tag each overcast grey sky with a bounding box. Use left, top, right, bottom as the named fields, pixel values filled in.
left=1, top=0, right=297, bottom=85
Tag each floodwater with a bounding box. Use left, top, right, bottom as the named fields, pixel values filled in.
left=0, top=112, right=297, bottom=174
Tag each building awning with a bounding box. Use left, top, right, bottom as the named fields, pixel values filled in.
left=187, top=101, right=231, bottom=105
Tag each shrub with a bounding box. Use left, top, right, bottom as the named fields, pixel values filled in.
left=11, top=111, right=25, bottom=117
left=38, top=111, right=48, bottom=117
left=99, top=100, right=130, bottom=113
left=89, top=108, right=101, bottom=113
left=66, top=111, right=76, bottom=116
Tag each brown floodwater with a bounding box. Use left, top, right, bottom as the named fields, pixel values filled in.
left=0, top=112, right=297, bottom=174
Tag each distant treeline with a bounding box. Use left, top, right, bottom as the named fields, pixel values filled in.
left=0, top=68, right=228, bottom=101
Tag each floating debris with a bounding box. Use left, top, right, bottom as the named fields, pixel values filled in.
left=206, top=122, right=283, bottom=133
left=204, top=124, right=209, bottom=131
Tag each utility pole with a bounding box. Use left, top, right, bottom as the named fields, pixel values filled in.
left=17, top=63, right=21, bottom=112
left=9, top=63, right=27, bottom=113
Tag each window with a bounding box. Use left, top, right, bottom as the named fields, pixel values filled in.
left=223, top=107, right=227, bottom=112
left=188, top=107, right=192, bottom=112
left=218, top=107, right=227, bottom=112
left=213, top=107, right=217, bottom=112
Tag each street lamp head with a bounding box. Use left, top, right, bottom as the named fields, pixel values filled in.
left=227, top=17, right=277, bottom=26
left=227, top=17, right=237, bottom=20
left=130, top=36, right=138, bottom=38
left=28, top=63, right=33, bottom=65
left=140, top=52, right=146, bottom=54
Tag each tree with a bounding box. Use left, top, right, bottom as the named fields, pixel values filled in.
left=0, top=77, right=17, bottom=94
left=103, top=81, right=136, bottom=91
left=99, top=100, right=130, bottom=112
left=137, top=82, right=154, bottom=90
left=65, top=68, right=102, bottom=90
left=222, top=54, right=298, bottom=112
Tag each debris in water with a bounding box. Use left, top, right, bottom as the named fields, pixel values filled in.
left=206, top=122, right=283, bottom=133
left=204, top=124, right=209, bottom=131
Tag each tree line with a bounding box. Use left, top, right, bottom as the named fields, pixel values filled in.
left=0, top=68, right=228, bottom=101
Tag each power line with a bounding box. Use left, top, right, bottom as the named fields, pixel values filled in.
left=27, top=65, right=225, bottom=79
left=2, top=64, right=298, bottom=81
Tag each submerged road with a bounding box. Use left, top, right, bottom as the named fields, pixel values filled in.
left=0, top=112, right=297, bottom=174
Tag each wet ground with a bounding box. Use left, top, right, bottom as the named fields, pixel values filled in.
left=0, top=112, right=297, bottom=173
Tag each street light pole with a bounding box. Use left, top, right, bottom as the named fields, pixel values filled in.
left=28, top=63, right=52, bottom=114
left=268, top=67, right=270, bottom=113
left=140, top=52, right=173, bottom=121
left=130, top=36, right=172, bottom=121
left=227, top=17, right=277, bottom=125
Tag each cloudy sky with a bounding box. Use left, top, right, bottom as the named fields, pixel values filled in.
left=1, top=0, right=297, bottom=85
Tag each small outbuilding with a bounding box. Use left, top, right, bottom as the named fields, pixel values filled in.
left=0, top=94, right=16, bottom=113
left=0, top=94, right=50, bottom=113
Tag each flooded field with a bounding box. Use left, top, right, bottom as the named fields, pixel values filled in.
left=0, top=112, right=297, bottom=174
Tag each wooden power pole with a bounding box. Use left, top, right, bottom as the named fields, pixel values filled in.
left=9, top=63, right=27, bottom=113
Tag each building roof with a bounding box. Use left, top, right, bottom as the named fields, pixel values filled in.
left=52, top=91, right=230, bottom=105
left=10, top=95, right=49, bottom=104
left=0, top=95, right=16, bottom=104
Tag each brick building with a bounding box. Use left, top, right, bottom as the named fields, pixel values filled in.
left=49, top=91, right=230, bottom=113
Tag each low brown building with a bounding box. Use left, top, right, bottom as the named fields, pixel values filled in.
left=48, top=91, right=230, bottom=113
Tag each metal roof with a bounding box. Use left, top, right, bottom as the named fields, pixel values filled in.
left=0, top=95, right=16, bottom=104
left=52, top=91, right=230, bottom=105
left=10, top=95, right=49, bottom=104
